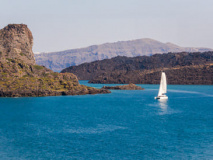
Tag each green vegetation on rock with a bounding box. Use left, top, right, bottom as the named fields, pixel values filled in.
left=20, top=52, right=24, bottom=56
left=33, top=65, right=44, bottom=70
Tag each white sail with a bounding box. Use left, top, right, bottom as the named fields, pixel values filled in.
left=158, top=72, right=167, bottom=96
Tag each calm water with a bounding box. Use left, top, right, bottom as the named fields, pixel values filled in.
left=0, top=81, right=212, bottom=160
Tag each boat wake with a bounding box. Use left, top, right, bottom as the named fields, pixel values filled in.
left=168, top=89, right=213, bottom=97
left=168, top=89, right=201, bottom=94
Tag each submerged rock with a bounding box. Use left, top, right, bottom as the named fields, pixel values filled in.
left=101, top=83, right=144, bottom=90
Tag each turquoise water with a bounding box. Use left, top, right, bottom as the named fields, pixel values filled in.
left=0, top=81, right=212, bottom=159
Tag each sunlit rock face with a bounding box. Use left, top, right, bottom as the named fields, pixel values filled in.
left=0, top=24, right=35, bottom=64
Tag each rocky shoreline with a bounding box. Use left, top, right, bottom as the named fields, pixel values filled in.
left=0, top=88, right=110, bottom=97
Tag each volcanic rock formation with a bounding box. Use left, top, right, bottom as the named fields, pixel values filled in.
left=0, top=24, right=35, bottom=64
left=0, top=24, right=110, bottom=97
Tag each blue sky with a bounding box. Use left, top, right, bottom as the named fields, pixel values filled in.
left=1, top=0, right=213, bottom=52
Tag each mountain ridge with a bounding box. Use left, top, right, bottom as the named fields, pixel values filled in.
left=35, top=38, right=212, bottom=71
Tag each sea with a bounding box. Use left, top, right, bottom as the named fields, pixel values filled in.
left=0, top=80, right=212, bottom=160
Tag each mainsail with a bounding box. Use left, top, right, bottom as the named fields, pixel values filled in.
left=158, top=72, right=167, bottom=96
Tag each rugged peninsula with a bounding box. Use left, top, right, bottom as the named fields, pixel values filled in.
left=61, top=52, right=213, bottom=84
left=0, top=24, right=110, bottom=97
left=102, top=84, right=144, bottom=90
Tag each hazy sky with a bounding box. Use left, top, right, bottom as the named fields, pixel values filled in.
left=1, top=0, right=213, bottom=52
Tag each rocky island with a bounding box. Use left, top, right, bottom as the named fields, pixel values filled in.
left=101, top=84, right=144, bottom=90
left=0, top=24, right=110, bottom=97
left=62, top=52, right=213, bottom=85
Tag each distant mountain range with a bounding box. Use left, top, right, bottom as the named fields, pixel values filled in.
left=61, top=51, right=213, bottom=85
left=35, top=38, right=212, bottom=71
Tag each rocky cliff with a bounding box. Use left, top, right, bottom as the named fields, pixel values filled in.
left=35, top=38, right=212, bottom=71
left=0, top=24, right=110, bottom=97
left=0, top=24, right=35, bottom=64
left=61, top=52, right=213, bottom=84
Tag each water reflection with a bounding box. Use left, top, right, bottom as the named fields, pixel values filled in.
left=158, top=99, right=168, bottom=115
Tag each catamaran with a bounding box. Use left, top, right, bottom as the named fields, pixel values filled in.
left=155, top=72, right=168, bottom=100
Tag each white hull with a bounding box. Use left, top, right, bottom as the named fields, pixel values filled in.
left=155, top=96, right=168, bottom=100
